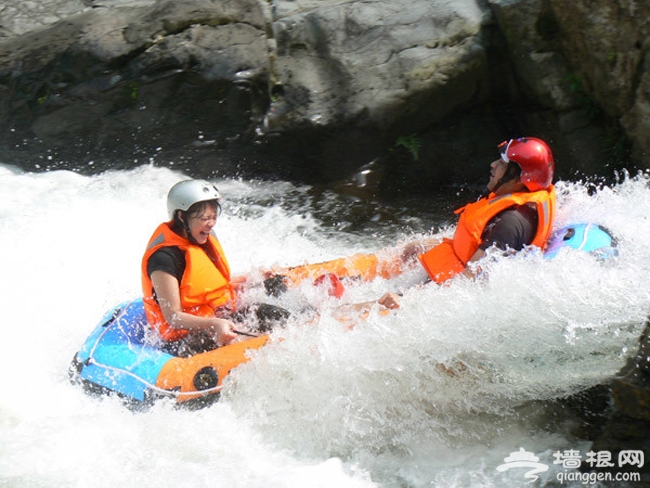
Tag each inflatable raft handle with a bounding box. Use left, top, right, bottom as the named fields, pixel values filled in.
left=233, top=329, right=259, bottom=338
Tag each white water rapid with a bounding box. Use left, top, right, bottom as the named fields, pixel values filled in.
left=1, top=163, right=650, bottom=487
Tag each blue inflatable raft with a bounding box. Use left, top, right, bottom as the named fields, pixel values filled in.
left=545, top=223, right=617, bottom=260
left=70, top=223, right=616, bottom=409
left=69, top=299, right=269, bottom=410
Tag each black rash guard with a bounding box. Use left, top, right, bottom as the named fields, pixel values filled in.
left=479, top=204, right=538, bottom=252
left=147, top=246, right=185, bottom=282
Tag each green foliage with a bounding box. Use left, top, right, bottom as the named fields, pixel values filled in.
left=566, top=73, right=586, bottom=99
left=394, top=134, right=422, bottom=161
left=127, top=80, right=139, bottom=100
left=36, top=86, right=50, bottom=105
left=604, top=126, right=631, bottom=163
left=565, top=73, right=599, bottom=118
left=566, top=73, right=630, bottom=165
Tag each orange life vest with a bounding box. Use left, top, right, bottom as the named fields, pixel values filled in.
left=141, top=222, right=234, bottom=341
left=419, top=185, right=556, bottom=284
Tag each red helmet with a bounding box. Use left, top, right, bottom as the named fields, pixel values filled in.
left=498, top=137, right=554, bottom=191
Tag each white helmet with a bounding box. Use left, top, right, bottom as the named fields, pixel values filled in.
left=166, top=179, right=221, bottom=220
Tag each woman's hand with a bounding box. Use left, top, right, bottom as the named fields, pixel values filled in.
left=211, top=318, right=238, bottom=346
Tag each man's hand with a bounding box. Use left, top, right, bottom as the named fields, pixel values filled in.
left=377, top=292, right=401, bottom=310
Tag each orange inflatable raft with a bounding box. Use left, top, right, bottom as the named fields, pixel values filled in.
left=69, top=224, right=616, bottom=409
left=69, top=251, right=398, bottom=410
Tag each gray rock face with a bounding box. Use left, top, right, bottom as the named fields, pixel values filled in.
left=0, top=1, right=88, bottom=38
left=0, top=0, right=271, bottom=174
left=266, top=0, right=490, bottom=132
left=547, top=0, right=650, bottom=162
left=0, top=0, right=647, bottom=188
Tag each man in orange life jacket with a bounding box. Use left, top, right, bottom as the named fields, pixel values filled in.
left=141, top=180, right=241, bottom=356
left=377, top=137, right=556, bottom=310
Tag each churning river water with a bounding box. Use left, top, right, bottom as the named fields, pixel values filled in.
left=1, top=163, right=650, bottom=487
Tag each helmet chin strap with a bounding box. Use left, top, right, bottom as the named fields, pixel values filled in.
left=490, top=175, right=509, bottom=194
left=489, top=162, right=521, bottom=195
left=176, top=211, right=199, bottom=245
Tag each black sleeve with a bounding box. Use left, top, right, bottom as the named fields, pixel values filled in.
left=147, top=246, right=186, bottom=282
left=479, top=206, right=538, bottom=251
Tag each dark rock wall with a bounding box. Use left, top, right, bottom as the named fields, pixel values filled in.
left=0, top=0, right=647, bottom=192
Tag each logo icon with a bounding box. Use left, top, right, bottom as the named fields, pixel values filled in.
left=496, top=447, right=549, bottom=483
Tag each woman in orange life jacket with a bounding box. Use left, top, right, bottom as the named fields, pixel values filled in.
left=141, top=180, right=250, bottom=357
left=376, top=137, right=556, bottom=310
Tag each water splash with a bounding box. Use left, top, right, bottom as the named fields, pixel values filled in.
left=2, top=164, right=649, bottom=487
